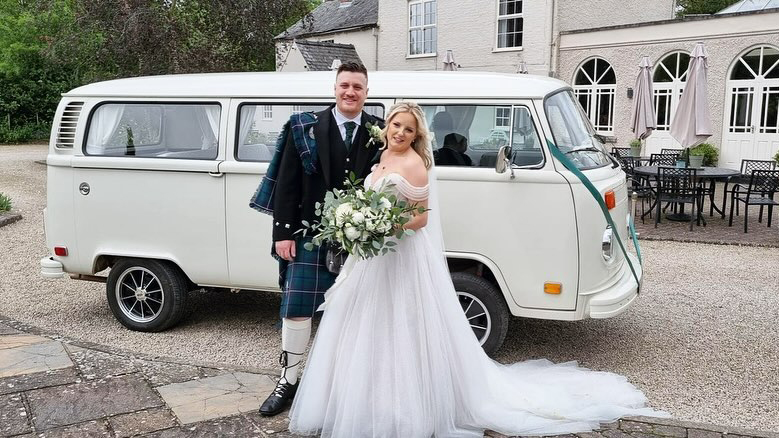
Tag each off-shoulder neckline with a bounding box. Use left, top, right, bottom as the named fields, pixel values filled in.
left=369, top=171, right=429, bottom=190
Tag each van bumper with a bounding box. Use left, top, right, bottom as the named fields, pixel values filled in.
left=40, top=256, right=65, bottom=279
left=587, top=253, right=642, bottom=319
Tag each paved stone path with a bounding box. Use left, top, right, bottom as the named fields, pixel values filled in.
left=1, top=319, right=776, bottom=438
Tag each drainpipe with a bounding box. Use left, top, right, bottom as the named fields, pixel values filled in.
left=373, top=27, right=379, bottom=70
left=547, top=0, right=558, bottom=77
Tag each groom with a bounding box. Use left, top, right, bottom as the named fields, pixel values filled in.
left=258, top=62, right=383, bottom=416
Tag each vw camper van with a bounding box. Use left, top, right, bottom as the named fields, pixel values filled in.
left=40, top=71, right=641, bottom=355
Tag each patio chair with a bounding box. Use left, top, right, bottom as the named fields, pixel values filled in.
left=720, top=159, right=777, bottom=218
left=660, top=148, right=683, bottom=155
left=649, top=153, right=680, bottom=166
left=611, top=147, right=631, bottom=158
left=617, top=155, right=652, bottom=222
left=728, top=169, right=779, bottom=233
left=653, top=167, right=701, bottom=231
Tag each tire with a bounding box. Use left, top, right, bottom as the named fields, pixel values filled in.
left=106, top=258, right=189, bottom=332
left=451, top=272, right=510, bottom=356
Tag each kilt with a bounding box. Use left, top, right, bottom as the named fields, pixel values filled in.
left=279, top=238, right=336, bottom=318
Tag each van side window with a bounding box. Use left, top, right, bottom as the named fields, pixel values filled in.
left=421, top=105, right=544, bottom=168
left=236, top=104, right=385, bottom=162
left=85, top=103, right=220, bottom=159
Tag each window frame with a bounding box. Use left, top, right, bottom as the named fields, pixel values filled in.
left=495, top=106, right=511, bottom=129
left=407, top=0, right=437, bottom=58
left=495, top=0, right=523, bottom=52
left=234, top=102, right=386, bottom=162
left=82, top=100, right=222, bottom=160
left=572, top=57, right=616, bottom=135
left=262, top=105, right=273, bottom=120
left=416, top=101, right=547, bottom=170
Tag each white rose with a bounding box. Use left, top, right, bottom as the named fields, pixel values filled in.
left=365, top=220, right=375, bottom=231
left=379, top=197, right=392, bottom=210
left=344, top=226, right=361, bottom=241
left=335, top=202, right=354, bottom=217
left=351, top=212, right=365, bottom=224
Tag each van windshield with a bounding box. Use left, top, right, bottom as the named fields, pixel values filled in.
left=544, top=90, right=611, bottom=169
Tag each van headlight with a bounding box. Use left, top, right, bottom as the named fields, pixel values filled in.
left=602, top=226, right=614, bottom=263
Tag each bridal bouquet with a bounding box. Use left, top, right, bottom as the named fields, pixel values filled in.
left=300, top=173, right=427, bottom=264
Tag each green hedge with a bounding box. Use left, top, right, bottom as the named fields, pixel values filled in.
left=0, top=122, right=50, bottom=144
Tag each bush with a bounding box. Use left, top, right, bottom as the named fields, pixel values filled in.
left=0, top=193, right=12, bottom=212
left=774, top=150, right=779, bottom=164
left=689, top=143, right=719, bottom=166
left=0, top=122, right=50, bottom=144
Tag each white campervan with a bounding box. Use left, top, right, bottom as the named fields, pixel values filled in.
left=40, top=71, right=641, bottom=354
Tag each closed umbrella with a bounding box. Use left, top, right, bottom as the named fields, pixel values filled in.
left=630, top=56, right=656, bottom=140
left=669, top=42, right=713, bottom=149
left=442, top=50, right=457, bottom=71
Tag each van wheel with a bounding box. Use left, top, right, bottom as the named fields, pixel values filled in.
left=451, top=272, right=509, bottom=356
left=106, top=258, right=189, bottom=332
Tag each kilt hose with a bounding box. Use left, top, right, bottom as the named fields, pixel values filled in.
left=279, top=237, right=336, bottom=319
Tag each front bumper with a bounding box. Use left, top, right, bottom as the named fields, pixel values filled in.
left=40, top=256, right=65, bottom=279
left=587, top=253, right=642, bottom=319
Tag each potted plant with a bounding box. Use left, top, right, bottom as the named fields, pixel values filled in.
left=629, top=138, right=642, bottom=157
left=689, top=143, right=719, bottom=167
left=774, top=149, right=779, bottom=165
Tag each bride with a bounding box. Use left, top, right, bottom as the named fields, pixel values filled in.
left=287, top=102, right=667, bottom=437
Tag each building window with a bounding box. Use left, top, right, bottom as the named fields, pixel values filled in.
left=653, top=51, right=690, bottom=131
left=409, top=0, right=436, bottom=56
left=495, top=107, right=511, bottom=128
left=497, top=0, right=523, bottom=49
left=573, top=58, right=616, bottom=134
left=262, top=105, right=273, bottom=120
left=291, top=105, right=302, bottom=115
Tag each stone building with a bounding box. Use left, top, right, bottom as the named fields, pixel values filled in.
left=277, top=0, right=779, bottom=165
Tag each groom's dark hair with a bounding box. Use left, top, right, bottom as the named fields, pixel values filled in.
left=336, top=62, right=368, bottom=80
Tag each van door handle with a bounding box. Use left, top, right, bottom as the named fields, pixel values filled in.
left=208, top=171, right=224, bottom=178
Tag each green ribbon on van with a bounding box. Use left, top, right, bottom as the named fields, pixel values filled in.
left=546, top=139, right=642, bottom=291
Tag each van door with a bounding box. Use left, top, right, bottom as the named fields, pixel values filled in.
left=72, top=101, right=229, bottom=286
left=222, top=100, right=389, bottom=290
left=418, top=101, right=579, bottom=311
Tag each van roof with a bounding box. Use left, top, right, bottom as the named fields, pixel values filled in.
left=64, top=71, right=569, bottom=99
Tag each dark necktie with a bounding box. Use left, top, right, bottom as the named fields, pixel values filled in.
left=344, top=121, right=357, bottom=152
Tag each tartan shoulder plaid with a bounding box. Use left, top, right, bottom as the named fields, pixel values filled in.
left=249, top=112, right=319, bottom=215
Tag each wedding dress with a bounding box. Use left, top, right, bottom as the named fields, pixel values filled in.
left=287, top=169, right=666, bottom=438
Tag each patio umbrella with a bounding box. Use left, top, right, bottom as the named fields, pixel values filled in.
left=669, top=42, right=713, bottom=148
left=630, top=56, right=656, bottom=140
left=442, top=50, right=457, bottom=71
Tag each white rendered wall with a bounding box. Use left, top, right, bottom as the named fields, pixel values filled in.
left=377, top=0, right=554, bottom=74
left=557, top=12, right=779, bottom=152
left=557, top=0, right=675, bottom=32
left=276, top=28, right=378, bottom=72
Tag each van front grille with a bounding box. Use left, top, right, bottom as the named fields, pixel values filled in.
left=55, top=102, right=84, bottom=148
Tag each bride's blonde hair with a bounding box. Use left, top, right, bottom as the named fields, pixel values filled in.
left=381, top=102, right=433, bottom=169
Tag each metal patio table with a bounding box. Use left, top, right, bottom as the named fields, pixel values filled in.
left=633, top=166, right=741, bottom=221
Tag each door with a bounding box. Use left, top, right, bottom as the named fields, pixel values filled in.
left=223, top=100, right=389, bottom=290
left=417, top=100, right=579, bottom=311
left=722, top=45, right=779, bottom=168
left=73, top=101, right=229, bottom=286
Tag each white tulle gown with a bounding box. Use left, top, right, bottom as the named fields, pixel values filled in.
left=288, top=171, right=667, bottom=437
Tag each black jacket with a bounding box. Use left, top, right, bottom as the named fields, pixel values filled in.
left=272, top=105, right=383, bottom=241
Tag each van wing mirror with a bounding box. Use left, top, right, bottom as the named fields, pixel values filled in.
left=495, top=145, right=515, bottom=179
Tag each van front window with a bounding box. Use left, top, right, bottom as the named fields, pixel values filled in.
left=544, top=90, right=611, bottom=169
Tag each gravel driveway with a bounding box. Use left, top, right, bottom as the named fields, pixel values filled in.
left=1, top=144, right=778, bottom=431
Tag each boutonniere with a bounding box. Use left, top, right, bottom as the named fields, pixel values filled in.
left=364, top=121, right=383, bottom=149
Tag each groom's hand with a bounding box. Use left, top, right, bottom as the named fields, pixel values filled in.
left=276, top=240, right=296, bottom=261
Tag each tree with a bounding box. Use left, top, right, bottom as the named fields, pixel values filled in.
left=676, top=0, right=740, bottom=16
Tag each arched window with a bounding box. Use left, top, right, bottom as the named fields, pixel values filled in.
left=653, top=51, right=690, bottom=131
left=573, top=58, right=616, bottom=134
left=727, top=45, right=779, bottom=135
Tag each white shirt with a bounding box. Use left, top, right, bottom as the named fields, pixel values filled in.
left=332, top=107, right=363, bottom=142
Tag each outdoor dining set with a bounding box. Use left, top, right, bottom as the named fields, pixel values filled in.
left=624, top=43, right=777, bottom=234
left=611, top=148, right=779, bottom=233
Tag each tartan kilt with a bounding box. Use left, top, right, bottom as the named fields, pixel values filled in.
left=279, top=238, right=337, bottom=318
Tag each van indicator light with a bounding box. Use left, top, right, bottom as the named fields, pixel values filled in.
left=54, top=246, right=68, bottom=256
left=544, top=282, right=562, bottom=294
left=605, top=190, right=616, bottom=210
